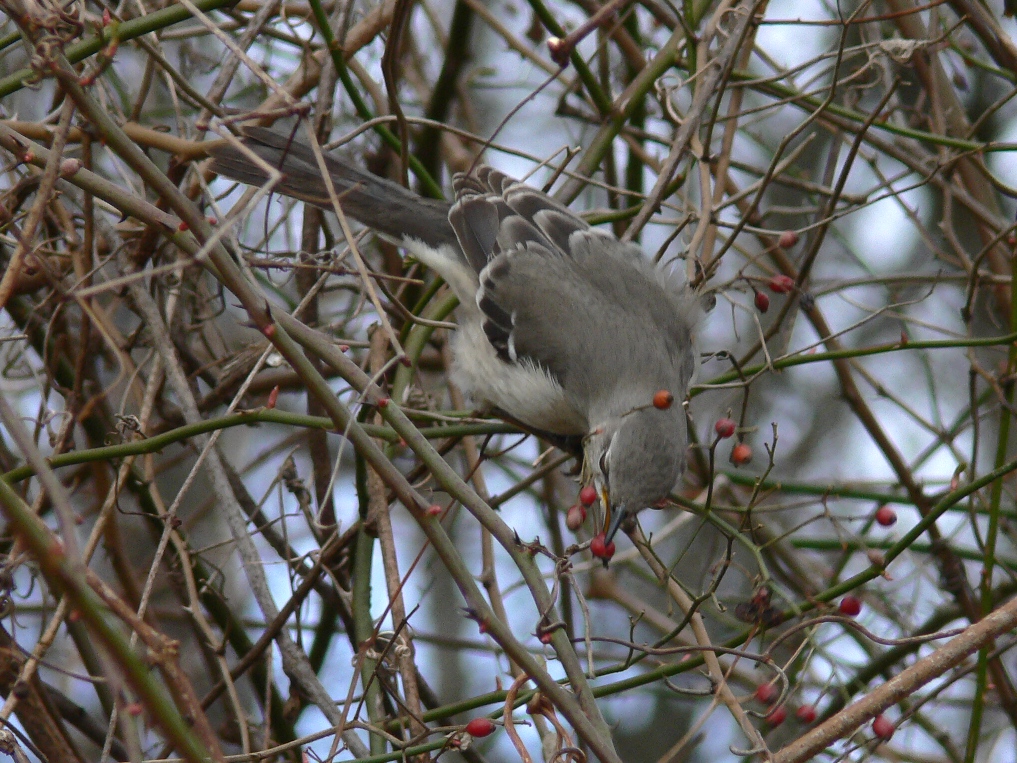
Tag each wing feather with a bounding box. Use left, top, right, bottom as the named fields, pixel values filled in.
left=448, top=166, right=700, bottom=409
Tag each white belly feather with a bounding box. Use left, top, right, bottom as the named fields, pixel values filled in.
left=451, top=322, right=588, bottom=436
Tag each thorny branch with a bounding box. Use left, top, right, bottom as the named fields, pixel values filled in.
left=1, top=0, right=1017, bottom=761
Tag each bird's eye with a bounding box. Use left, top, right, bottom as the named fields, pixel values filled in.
left=599, top=451, right=609, bottom=478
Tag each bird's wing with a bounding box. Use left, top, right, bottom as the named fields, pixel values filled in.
left=449, top=168, right=700, bottom=408
left=450, top=167, right=589, bottom=272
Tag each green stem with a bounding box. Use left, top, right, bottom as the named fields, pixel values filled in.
left=705, top=331, right=1017, bottom=388
left=305, top=0, right=442, bottom=198
left=2, top=409, right=517, bottom=484
left=524, top=0, right=612, bottom=115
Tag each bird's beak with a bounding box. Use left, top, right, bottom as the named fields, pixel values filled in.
left=605, top=504, right=628, bottom=544
left=600, top=486, right=611, bottom=535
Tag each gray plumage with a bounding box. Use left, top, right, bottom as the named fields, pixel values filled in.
left=209, top=127, right=703, bottom=542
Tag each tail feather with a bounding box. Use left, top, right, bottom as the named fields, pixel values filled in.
left=208, top=127, right=457, bottom=251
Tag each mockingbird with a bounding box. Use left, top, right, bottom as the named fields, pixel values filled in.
left=209, top=127, right=703, bottom=546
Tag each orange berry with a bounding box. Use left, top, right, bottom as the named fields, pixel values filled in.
left=875, top=506, right=897, bottom=526
left=731, top=443, right=752, bottom=465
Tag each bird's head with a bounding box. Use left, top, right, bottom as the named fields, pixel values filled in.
left=585, top=402, right=688, bottom=544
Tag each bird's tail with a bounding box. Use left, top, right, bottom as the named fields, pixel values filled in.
left=207, top=126, right=458, bottom=252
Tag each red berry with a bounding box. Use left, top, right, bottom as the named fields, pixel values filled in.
left=875, top=506, right=897, bottom=526
left=872, top=714, right=894, bottom=740
left=653, top=389, right=674, bottom=409
left=778, top=230, right=799, bottom=248
left=796, top=705, right=817, bottom=724
left=765, top=706, right=786, bottom=727
left=731, top=443, right=752, bottom=465
left=465, top=718, right=496, bottom=737
left=839, top=595, right=862, bottom=617
left=755, top=683, right=778, bottom=704
left=769, top=274, right=795, bottom=293
left=565, top=504, right=587, bottom=532
left=755, top=291, right=770, bottom=313
left=579, top=485, right=597, bottom=506
left=590, top=533, right=615, bottom=560
left=715, top=418, right=736, bottom=438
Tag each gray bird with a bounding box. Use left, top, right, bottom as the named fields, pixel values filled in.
left=209, top=127, right=703, bottom=544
